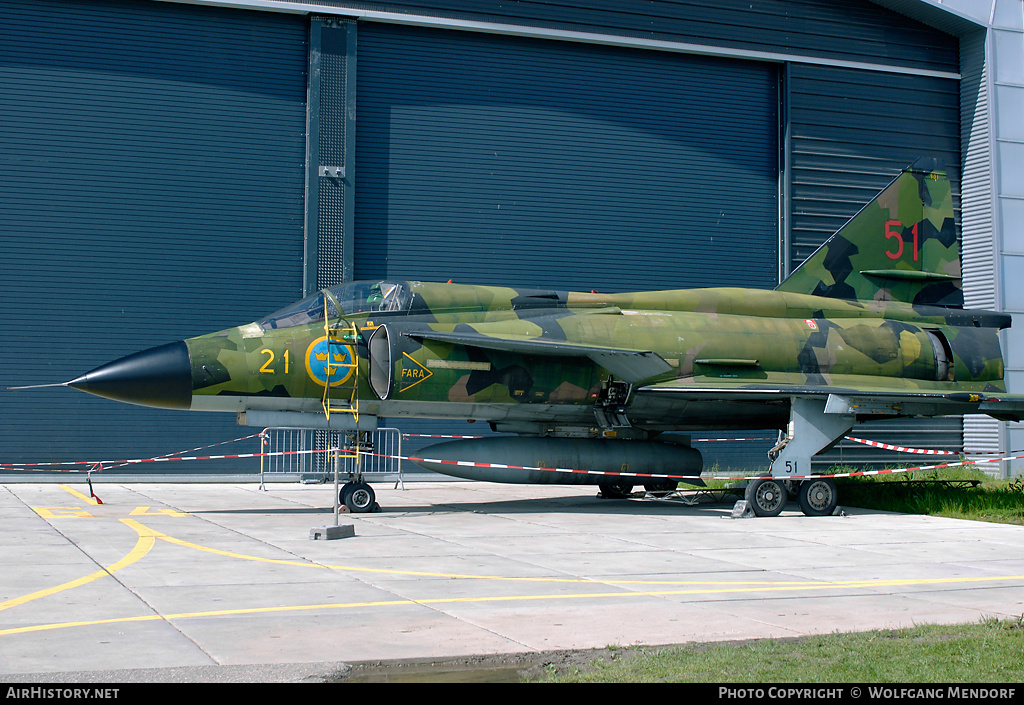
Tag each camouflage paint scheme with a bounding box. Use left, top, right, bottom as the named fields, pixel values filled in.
left=180, top=161, right=1024, bottom=436
left=64, top=160, right=1024, bottom=512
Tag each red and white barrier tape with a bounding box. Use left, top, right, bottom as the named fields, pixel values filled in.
left=844, top=436, right=957, bottom=455
left=360, top=449, right=1022, bottom=484
left=4, top=431, right=1018, bottom=484
left=767, top=452, right=1024, bottom=482
left=403, top=434, right=486, bottom=439
left=374, top=451, right=698, bottom=482
left=98, top=431, right=266, bottom=471
left=0, top=448, right=337, bottom=473
left=844, top=435, right=1016, bottom=456
left=402, top=434, right=777, bottom=442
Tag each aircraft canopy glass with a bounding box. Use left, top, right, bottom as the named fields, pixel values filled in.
left=259, top=281, right=410, bottom=330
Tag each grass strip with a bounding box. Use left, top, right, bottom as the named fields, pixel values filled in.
left=835, top=467, right=1024, bottom=525
left=535, top=618, right=1024, bottom=682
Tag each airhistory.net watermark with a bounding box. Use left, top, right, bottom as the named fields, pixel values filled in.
left=6, top=689, right=119, bottom=700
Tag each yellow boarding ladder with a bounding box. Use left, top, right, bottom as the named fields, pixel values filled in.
left=321, top=298, right=360, bottom=423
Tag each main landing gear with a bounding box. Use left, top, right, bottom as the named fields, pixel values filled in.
left=797, top=477, right=839, bottom=516
left=744, top=476, right=839, bottom=517
left=598, top=482, right=635, bottom=499
left=598, top=480, right=679, bottom=499
left=746, top=396, right=853, bottom=518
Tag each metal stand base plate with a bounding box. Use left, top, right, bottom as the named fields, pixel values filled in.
left=310, top=524, right=356, bottom=540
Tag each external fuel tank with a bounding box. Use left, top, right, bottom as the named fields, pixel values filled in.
left=411, top=436, right=702, bottom=485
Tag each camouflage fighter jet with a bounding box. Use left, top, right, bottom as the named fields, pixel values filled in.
left=58, top=159, right=1024, bottom=515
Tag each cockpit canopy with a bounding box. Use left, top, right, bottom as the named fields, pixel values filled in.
left=259, top=281, right=411, bottom=330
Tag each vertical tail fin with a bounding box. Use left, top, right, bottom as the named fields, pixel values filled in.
left=776, top=158, right=962, bottom=308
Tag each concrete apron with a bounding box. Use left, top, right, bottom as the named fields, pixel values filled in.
left=2, top=482, right=1023, bottom=678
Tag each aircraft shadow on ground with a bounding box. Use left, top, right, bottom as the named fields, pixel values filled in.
left=188, top=492, right=739, bottom=516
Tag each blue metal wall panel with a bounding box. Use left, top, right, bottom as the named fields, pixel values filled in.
left=0, top=0, right=965, bottom=476
left=1, top=0, right=308, bottom=474
left=787, top=64, right=962, bottom=268
left=353, top=21, right=779, bottom=464
left=355, top=23, right=778, bottom=293
left=310, top=0, right=959, bottom=75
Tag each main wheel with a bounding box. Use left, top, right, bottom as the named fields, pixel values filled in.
left=341, top=482, right=376, bottom=513
left=643, top=480, right=678, bottom=494
left=745, top=478, right=787, bottom=517
left=797, top=478, right=837, bottom=516
left=598, top=482, right=634, bottom=499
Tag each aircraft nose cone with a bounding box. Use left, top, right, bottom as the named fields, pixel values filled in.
left=68, top=341, right=193, bottom=410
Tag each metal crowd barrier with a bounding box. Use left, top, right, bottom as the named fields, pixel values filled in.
left=260, top=427, right=403, bottom=487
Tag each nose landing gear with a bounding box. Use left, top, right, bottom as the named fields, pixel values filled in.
left=339, top=481, right=378, bottom=513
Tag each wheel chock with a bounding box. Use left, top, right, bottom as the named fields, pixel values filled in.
left=730, top=500, right=756, bottom=519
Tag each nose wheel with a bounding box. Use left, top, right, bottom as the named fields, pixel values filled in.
left=339, top=481, right=378, bottom=513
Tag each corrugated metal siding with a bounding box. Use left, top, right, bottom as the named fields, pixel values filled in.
left=959, top=30, right=996, bottom=310
left=958, top=29, right=1002, bottom=463
left=820, top=417, right=963, bottom=470
left=352, top=21, right=779, bottom=464
left=1, top=0, right=970, bottom=477
left=307, top=0, right=960, bottom=74
left=787, top=63, right=962, bottom=269
left=348, top=12, right=962, bottom=470
left=354, top=22, right=778, bottom=292
left=1, top=0, right=308, bottom=473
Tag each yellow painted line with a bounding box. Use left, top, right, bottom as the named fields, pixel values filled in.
left=31, top=506, right=95, bottom=519
left=128, top=520, right=1024, bottom=590
left=140, top=521, right=818, bottom=585
left=6, top=571, right=1024, bottom=638
left=129, top=506, right=189, bottom=517
left=3, top=518, right=1024, bottom=639
left=59, top=484, right=100, bottom=506
left=0, top=524, right=156, bottom=612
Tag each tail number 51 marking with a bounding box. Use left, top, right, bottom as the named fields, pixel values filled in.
left=884, top=220, right=919, bottom=262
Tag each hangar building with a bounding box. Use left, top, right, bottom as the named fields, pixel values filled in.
left=2, top=0, right=1022, bottom=475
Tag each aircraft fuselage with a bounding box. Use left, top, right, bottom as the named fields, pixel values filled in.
left=148, top=281, right=1008, bottom=434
